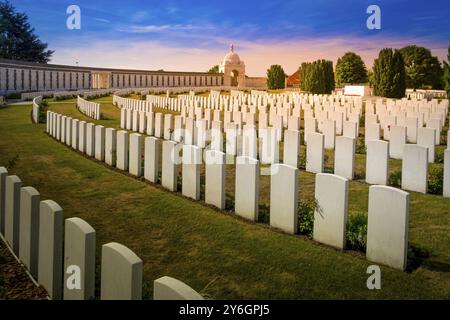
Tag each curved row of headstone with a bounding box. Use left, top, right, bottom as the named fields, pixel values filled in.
left=77, top=96, right=101, bottom=120
left=32, top=96, right=42, bottom=124
left=0, top=166, right=204, bottom=300
left=46, top=110, right=420, bottom=271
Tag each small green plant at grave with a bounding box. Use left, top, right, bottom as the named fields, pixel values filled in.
left=388, top=170, right=402, bottom=187
left=346, top=211, right=368, bottom=252
left=5, top=154, right=19, bottom=170
left=428, top=166, right=444, bottom=195
left=297, top=199, right=316, bottom=237
left=176, top=174, right=182, bottom=191
left=257, top=203, right=270, bottom=224
left=353, top=170, right=365, bottom=180
left=435, top=148, right=445, bottom=164
left=299, top=149, right=306, bottom=170
left=225, top=193, right=235, bottom=211
left=38, top=100, right=49, bottom=122
left=355, top=137, right=366, bottom=154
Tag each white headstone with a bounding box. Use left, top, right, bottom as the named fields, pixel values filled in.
left=417, top=127, right=436, bottom=163
left=129, top=133, right=143, bottom=177
left=366, top=186, right=409, bottom=271
left=144, top=137, right=161, bottom=183
left=401, top=144, right=428, bottom=194
left=153, top=276, right=204, bottom=300
left=283, top=130, right=300, bottom=168
left=18, top=186, right=40, bottom=278
left=366, top=140, right=389, bottom=185
left=38, top=200, right=63, bottom=299
left=323, top=120, right=336, bottom=149
left=365, top=123, right=380, bottom=145
left=100, top=242, right=142, bottom=300
left=0, top=167, right=7, bottom=235
left=389, top=125, right=406, bottom=159
left=235, top=156, right=259, bottom=221
left=270, top=164, right=298, bottom=234
left=95, top=125, right=105, bottom=161
left=162, top=140, right=180, bottom=192
left=105, top=128, right=117, bottom=166
left=116, top=131, right=129, bottom=171
left=313, top=173, right=348, bottom=249
left=182, top=145, right=202, bottom=200
left=334, top=136, right=355, bottom=180
left=64, top=217, right=96, bottom=300
left=5, top=175, right=21, bottom=254
left=86, top=123, right=95, bottom=157
left=444, top=149, right=450, bottom=198
left=205, top=150, right=226, bottom=209
left=306, top=133, right=324, bottom=173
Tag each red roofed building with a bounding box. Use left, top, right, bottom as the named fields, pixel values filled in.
left=285, top=71, right=300, bottom=88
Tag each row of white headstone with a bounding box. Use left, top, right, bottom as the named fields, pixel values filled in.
left=47, top=109, right=419, bottom=270
left=0, top=170, right=204, bottom=300
left=77, top=96, right=101, bottom=120
left=117, top=106, right=450, bottom=197
left=366, top=98, right=448, bottom=146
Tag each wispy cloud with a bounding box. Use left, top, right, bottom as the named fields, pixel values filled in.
left=116, top=24, right=215, bottom=33
left=131, top=10, right=150, bottom=23
left=167, top=6, right=178, bottom=14
left=94, top=17, right=110, bottom=23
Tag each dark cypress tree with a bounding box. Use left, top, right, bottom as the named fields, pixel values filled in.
left=373, top=48, right=406, bottom=98
left=443, top=46, right=450, bottom=97
left=0, top=0, right=54, bottom=63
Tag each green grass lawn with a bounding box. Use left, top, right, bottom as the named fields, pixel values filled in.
left=1, top=96, right=450, bottom=299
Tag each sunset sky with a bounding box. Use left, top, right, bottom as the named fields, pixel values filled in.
left=12, top=0, right=450, bottom=76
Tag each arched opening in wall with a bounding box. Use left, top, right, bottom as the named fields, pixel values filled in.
left=231, top=70, right=239, bottom=86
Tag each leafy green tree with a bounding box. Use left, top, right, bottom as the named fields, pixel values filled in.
left=443, top=46, right=450, bottom=97
left=207, top=65, right=219, bottom=73
left=399, top=45, right=443, bottom=89
left=266, top=64, right=286, bottom=89
left=0, top=0, right=53, bottom=63
left=298, top=60, right=334, bottom=94
left=335, top=52, right=368, bottom=85
left=373, top=48, right=406, bottom=98
left=367, top=69, right=374, bottom=87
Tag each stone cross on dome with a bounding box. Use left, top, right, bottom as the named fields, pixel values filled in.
left=230, top=44, right=234, bottom=52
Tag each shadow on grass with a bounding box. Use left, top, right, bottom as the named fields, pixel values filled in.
left=407, top=244, right=450, bottom=273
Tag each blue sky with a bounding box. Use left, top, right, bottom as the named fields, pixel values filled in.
left=12, top=0, right=450, bottom=76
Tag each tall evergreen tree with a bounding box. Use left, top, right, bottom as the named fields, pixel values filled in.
left=266, top=64, right=286, bottom=89
left=399, top=45, right=443, bottom=89
left=0, top=0, right=53, bottom=63
left=443, top=46, right=450, bottom=97
left=335, top=52, right=368, bottom=85
left=298, top=60, right=334, bottom=94
left=373, top=48, right=406, bottom=98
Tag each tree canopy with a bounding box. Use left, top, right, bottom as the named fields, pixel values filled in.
left=299, top=60, right=335, bottom=94
left=266, top=64, right=286, bottom=89
left=399, top=45, right=443, bottom=90
left=0, top=0, right=53, bottom=63
left=443, top=46, right=450, bottom=97
left=335, top=52, right=368, bottom=85
left=207, top=65, right=219, bottom=73
left=373, top=48, right=406, bottom=98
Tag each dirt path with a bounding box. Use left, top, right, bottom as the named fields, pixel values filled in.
left=0, top=239, right=48, bottom=300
